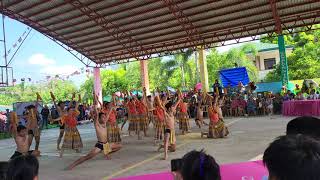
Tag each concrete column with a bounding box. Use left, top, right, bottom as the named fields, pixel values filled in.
left=198, top=48, right=209, bottom=92
left=278, top=35, right=289, bottom=87
left=93, top=67, right=102, bottom=105
left=140, top=60, right=150, bottom=95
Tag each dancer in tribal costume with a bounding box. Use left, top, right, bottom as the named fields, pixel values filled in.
left=146, top=95, right=154, bottom=126
left=66, top=95, right=121, bottom=170
left=50, top=92, right=67, bottom=151
left=153, top=96, right=165, bottom=145
left=177, top=98, right=190, bottom=135
left=60, top=94, right=83, bottom=157
left=135, top=87, right=148, bottom=139
left=24, top=94, right=42, bottom=152
left=158, top=94, right=182, bottom=160
left=126, top=97, right=138, bottom=136
left=202, top=94, right=229, bottom=138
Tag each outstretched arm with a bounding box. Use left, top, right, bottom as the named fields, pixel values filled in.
left=9, top=112, right=18, bottom=137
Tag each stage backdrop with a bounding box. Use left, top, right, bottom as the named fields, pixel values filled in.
left=219, top=67, right=249, bottom=87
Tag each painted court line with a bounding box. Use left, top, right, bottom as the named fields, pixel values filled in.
left=249, top=154, right=263, bottom=161
left=103, top=141, right=189, bottom=180
left=104, top=118, right=244, bottom=179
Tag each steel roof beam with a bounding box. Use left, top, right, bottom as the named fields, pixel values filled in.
left=3, top=0, right=24, bottom=8
left=92, top=12, right=319, bottom=58
left=82, top=9, right=318, bottom=53
left=269, top=0, right=282, bottom=34
left=14, top=0, right=49, bottom=14
left=0, top=6, right=98, bottom=65
left=65, top=0, right=313, bottom=41
left=60, top=0, right=250, bottom=38
left=73, top=2, right=275, bottom=48
left=48, top=0, right=162, bottom=31
left=66, top=0, right=146, bottom=61
left=39, top=0, right=135, bottom=26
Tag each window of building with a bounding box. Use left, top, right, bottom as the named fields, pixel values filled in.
left=264, top=58, right=276, bottom=70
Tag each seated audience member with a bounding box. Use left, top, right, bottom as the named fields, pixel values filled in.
left=273, top=93, right=282, bottom=114
left=247, top=96, right=257, bottom=116
left=295, top=91, right=305, bottom=100
left=172, top=150, right=221, bottom=180
left=308, top=89, right=318, bottom=100
left=0, top=161, right=9, bottom=180
left=7, top=155, right=39, bottom=180
left=286, top=116, right=320, bottom=138
left=231, top=97, right=239, bottom=116
left=263, top=135, right=320, bottom=180
left=238, top=96, right=247, bottom=116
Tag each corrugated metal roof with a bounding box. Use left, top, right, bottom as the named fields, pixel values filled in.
left=1, top=0, right=320, bottom=66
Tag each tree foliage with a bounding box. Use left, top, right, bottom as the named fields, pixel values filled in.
left=0, top=80, right=78, bottom=106
left=207, top=44, right=259, bottom=83
left=264, top=26, right=320, bottom=82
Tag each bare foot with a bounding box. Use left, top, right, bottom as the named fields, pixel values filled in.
left=57, top=147, right=61, bottom=151
left=65, top=165, right=74, bottom=171
left=105, top=155, right=111, bottom=160
left=157, top=145, right=164, bottom=152
left=163, top=154, right=168, bottom=160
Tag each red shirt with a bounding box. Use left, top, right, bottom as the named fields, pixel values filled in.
left=136, top=101, right=147, bottom=114
left=65, top=111, right=79, bottom=128
left=179, top=102, right=187, bottom=113
left=208, top=107, right=219, bottom=123
left=155, top=106, right=165, bottom=122
left=127, top=102, right=137, bottom=115
left=108, top=109, right=117, bottom=125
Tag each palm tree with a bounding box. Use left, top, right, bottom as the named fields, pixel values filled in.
left=160, top=49, right=194, bottom=89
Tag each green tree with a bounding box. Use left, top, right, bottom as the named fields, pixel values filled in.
left=207, top=44, right=259, bottom=84
left=160, top=49, right=194, bottom=89
left=264, top=26, right=320, bottom=81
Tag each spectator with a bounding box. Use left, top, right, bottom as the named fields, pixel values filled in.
left=173, top=150, right=221, bottom=180
left=263, top=135, right=320, bottom=180
left=40, top=105, right=50, bottom=129
left=286, top=116, right=320, bottom=138
left=7, top=155, right=39, bottom=180
left=0, top=161, right=8, bottom=180
left=50, top=106, right=59, bottom=120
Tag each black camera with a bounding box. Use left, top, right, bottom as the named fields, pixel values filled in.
left=171, top=158, right=183, bottom=172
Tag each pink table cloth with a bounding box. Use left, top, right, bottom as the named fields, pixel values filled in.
left=112, top=160, right=268, bottom=180
left=282, top=100, right=320, bottom=116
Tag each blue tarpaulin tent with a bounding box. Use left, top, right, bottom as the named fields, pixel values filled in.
left=219, top=67, right=250, bottom=87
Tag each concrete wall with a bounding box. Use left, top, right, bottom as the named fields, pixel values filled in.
left=247, top=48, right=293, bottom=80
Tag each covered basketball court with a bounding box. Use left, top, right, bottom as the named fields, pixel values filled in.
left=2, top=0, right=320, bottom=94
left=1, top=0, right=320, bottom=179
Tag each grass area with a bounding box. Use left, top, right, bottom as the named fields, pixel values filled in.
left=290, top=78, right=320, bottom=87
left=0, top=132, right=11, bottom=139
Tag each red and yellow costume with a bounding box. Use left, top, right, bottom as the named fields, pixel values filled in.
left=127, top=101, right=137, bottom=132
left=106, top=108, right=121, bottom=143
left=207, top=106, right=229, bottom=139
left=61, top=110, right=83, bottom=150
left=136, top=100, right=148, bottom=132
left=177, top=101, right=190, bottom=133
left=154, top=105, right=165, bottom=140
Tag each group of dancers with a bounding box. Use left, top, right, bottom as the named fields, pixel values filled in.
left=8, top=87, right=229, bottom=170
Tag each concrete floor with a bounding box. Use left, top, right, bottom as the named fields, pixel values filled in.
left=0, top=115, right=292, bottom=180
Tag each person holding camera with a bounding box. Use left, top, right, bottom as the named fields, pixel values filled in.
left=171, top=150, right=221, bottom=180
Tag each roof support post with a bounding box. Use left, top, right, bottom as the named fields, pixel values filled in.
left=140, top=60, right=150, bottom=95
left=269, top=0, right=289, bottom=87
left=93, top=67, right=102, bottom=107
left=198, top=47, right=209, bottom=92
